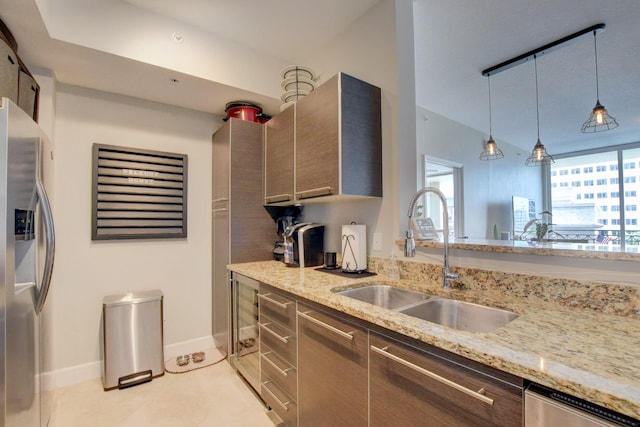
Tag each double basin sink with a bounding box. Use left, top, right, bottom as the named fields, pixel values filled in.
left=333, top=284, right=518, bottom=333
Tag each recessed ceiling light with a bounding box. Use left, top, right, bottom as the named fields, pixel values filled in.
left=172, top=32, right=184, bottom=43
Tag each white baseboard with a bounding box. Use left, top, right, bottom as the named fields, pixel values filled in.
left=43, top=335, right=215, bottom=391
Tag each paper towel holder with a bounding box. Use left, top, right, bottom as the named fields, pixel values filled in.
left=341, top=222, right=368, bottom=273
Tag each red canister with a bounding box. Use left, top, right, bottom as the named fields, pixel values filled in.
left=224, top=101, right=262, bottom=123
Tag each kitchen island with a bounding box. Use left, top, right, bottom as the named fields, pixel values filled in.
left=228, top=260, right=640, bottom=420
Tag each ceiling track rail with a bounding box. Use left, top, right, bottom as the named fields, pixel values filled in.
left=481, top=23, right=605, bottom=76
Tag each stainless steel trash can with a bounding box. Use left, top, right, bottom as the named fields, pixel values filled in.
left=102, top=290, right=164, bottom=390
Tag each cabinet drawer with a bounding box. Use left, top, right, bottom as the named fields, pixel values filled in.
left=259, top=314, right=296, bottom=365
left=369, top=332, right=522, bottom=427
left=260, top=344, right=297, bottom=401
left=297, top=303, right=368, bottom=427
left=262, top=379, right=297, bottom=427
left=259, top=290, right=296, bottom=332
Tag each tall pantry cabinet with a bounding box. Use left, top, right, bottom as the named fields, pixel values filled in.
left=212, top=118, right=274, bottom=354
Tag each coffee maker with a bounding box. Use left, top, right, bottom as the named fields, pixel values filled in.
left=283, top=223, right=325, bottom=267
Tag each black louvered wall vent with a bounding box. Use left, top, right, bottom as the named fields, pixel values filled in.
left=92, top=144, right=188, bottom=240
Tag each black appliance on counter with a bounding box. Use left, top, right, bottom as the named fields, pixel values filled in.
left=283, top=223, right=325, bottom=268
left=263, top=205, right=302, bottom=261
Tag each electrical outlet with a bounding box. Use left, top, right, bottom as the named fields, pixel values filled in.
left=373, top=232, right=382, bottom=251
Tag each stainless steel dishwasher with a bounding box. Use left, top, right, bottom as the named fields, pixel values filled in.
left=525, top=383, right=639, bottom=427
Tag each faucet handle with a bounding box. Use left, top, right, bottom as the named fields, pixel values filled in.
left=404, top=230, right=416, bottom=257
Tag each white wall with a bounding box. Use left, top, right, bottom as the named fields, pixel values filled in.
left=417, top=107, right=542, bottom=239
left=48, top=84, right=216, bottom=386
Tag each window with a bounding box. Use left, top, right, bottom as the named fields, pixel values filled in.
left=550, top=146, right=640, bottom=246
left=551, top=171, right=557, bottom=177
left=552, top=183, right=557, bottom=188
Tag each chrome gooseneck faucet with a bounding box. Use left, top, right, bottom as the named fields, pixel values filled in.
left=405, top=187, right=459, bottom=288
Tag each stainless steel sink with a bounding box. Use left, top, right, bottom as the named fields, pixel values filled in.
left=334, top=285, right=432, bottom=310
left=398, top=298, right=518, bottom=333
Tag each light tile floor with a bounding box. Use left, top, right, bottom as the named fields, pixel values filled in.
left=49, top=361, right=276, bottom=427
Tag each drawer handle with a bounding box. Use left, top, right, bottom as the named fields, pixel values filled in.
left=298, top=311, right=354, bottom=341
left=265, top=194, right=292, bottom=204
left=259, top=293, right=293, bottom=310
left=370, top=345, right=494, bottom=406
left=296, top=186, right=333, bottom=199
left=259, top=322, right=290, bottom=344
left=261, top=351, right=293, bottom=377
left=212, top=208, right=229, bottom=212
left=262, top=381, right=291, bottom=412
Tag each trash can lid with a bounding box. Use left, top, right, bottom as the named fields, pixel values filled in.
left=103, top=290, right=163, bottom=307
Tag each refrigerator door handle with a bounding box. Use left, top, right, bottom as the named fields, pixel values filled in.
left=35, top=178, right=55, bottom=314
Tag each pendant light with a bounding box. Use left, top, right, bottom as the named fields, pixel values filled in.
left=479, top=74, right=504, bottom=160
left=525, top=55, right=555, bottom=167
left=581, top=30, right=618, bottom=132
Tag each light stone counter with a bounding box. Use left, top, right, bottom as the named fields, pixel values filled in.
left=402, top=237, right=640, bottom=262
left=228, top=260, right=640, bottom=420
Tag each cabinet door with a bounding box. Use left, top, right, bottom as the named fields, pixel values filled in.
left=265, top=105, right=295, bottom=204
left=295, top=74, right=339, bottom=200
left=297, top=303, right=368, bottom=427
left=370, top=332, right=523, bottom=427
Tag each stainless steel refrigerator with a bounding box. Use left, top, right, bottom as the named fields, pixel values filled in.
left=0, top=98, right=55, bottom=427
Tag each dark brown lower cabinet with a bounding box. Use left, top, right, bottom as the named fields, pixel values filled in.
left=369, top=332, right=523, bottom=427
left=297, top=303, right=368, bottom=427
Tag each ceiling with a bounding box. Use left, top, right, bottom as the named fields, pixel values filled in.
left=414, top=0, right=640, bottom=155
left=0, top=0, right=639, bottom=156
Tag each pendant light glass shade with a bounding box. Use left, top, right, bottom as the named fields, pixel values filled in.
left=525, top=55, right=554, bottom=167
left=479, top=75, right=504, bottom=160
left=581, top=31, right=618, bottom=133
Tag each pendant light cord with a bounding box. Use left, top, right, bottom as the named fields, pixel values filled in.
left=534, top=54, right=540, bottom=140
left=593, top=31, right=600, bottom=101
left=487, top=74, right=493, bottom=135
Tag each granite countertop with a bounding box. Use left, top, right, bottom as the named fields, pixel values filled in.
left=228, top=260, right=640, bottom=420
left=400, top=238, right=640, bottom=262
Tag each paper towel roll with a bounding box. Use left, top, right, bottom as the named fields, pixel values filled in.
left=341, top=224, right=367, bottom=272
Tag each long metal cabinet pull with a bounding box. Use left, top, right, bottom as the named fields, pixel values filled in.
left=262, top=381, right=291, bottom=411
left=265, top=194, right=292, bottom=204
left=258, top=293, right=293, bottom=310
left=370, top=345, right=495, bottom=406
left=260, top=351, right=292, bottom=377
left=35, top=179, right=55, bottom=314
left=259, top=322, right=290, bottom=344
left=298, top=311, right=354, bottom=341
left=295, top=186, right=333, bottom=199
